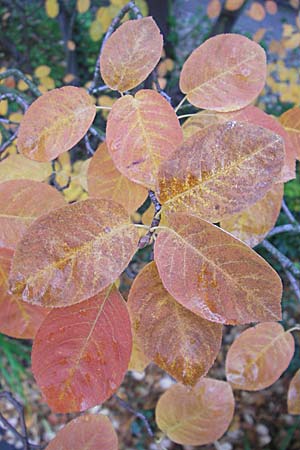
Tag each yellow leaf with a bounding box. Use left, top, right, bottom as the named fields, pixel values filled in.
left=89, top=20, right=103, bottom=41
left=284, top=33, right=300, bottom=49
left=76, top=0, right=90, bottom=14
left=45, top=0, right=59, bottom=18
left=0, top=100, right=8, bottom=116
left=17, top=79, right=28, bottom=91
left=9, top=112, right=23, bottom=123
left=40, top=76, right=55, bottom=90
left=96, top=7, right=111, bottom=32
left=283, top=24, right=294, bottom=38
left=34, top=65, right=51, bottom=78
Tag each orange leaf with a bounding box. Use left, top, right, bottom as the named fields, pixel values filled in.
left=288, top=369, right=300, bottom=415
left=157, top=122, right=284, bottom=223
left=156, top=379, right=235, bottom=445
left=128, top=262, right=222, bottom=384
left=106, top=89, right=183, bottom=188
left=265, top=0, right=277, bottom=14
left=246, top=2, right=266, bottom=21
left=45, top=414, right=118, bottom=449
left=9, top=198, right=138, bottom=307
left=154, top=213, right=282, bottom=325
left=87, top=142, right=148, bottom=214
left=183, top=106, right=295, bottom=183
left=226, top=323, right=294, bottom=390
left=207, top=0, right=221, bottom=18
left=279, top=107, right=300, bottom=160
left=0, top=180, right=65, bottom=250
left=100, top=17, right=163, bottom=92
left=32, top=286, right=132, bottom=413
left=0, top=154, right=52, bottom=183
left=0, top=248, right=49, bottom=339
left=179, top=34, right=266, bottom=111
left=221, top=183, right=283, bottom=247
left=225, top=0, right=245, bottom=11
left=17, top=87, right=96, bottom=162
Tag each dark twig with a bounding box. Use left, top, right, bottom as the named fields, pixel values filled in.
left=285, top=270, right=300, bottom=302
left=88, top=1, right=142, bottom=94
left=0, top=391, right=43, bottom=449
left=0, top=129, right=18, bottom=154
left=0, top=69, right=41, bottom=97
left=261, top=240, right=300, bottom=278
left=50, top=161, right=71, bottom=191
left=113, top=394, right=154, bottom=438
left=138, top=191, right=161, bottom=249
left=0, top=92, right=28, bottom=110
left=84, top=134, right=95, bottom=156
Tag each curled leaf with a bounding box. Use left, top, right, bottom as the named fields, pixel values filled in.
left=226, top=322, right=294, bottom=390
left=154, top=213, right=282, bottom=325
left=32, top=286, right=132, bottom=413
left=17, top=87, right=96, bottom=161
left=9, top=198, right=138, bottom=307
left=128, top=262, right=222, bottom=384
left=156, top=379, right=235, bottom=445
left=180, top=34, right=266, bottom=111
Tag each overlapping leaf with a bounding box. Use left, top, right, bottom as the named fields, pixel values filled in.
left=17, top=87, right=96, bottom=161
left=179, top=34, right=266, bottom=111
left=0, top=180, right=65, bottom=250
left=0, top=248, right=49, bottom=339
left=32, top=286, right=132, bottom=413
left=220, top=183, right=284, bottom=247
left=288, top=369, right=300, bottom=415
left=0, top=154, right=52, bottom=183
left=128, top=262, right=222, bottom=384
left=182, top=106, right=296, bottom=182
left=106, top=89, right=183, bottom=188
left=157, top=122, right=284, bottom=223
left=226, top=323, right=294, bottom=390
left=9, top=198, right=138, bottom=307
left=87, top=142, right=148, bottom=214
left=279, top=106, right=300, bottom=160
left=154, top=213, right=282, bottom=325
left=156, top=379, right=235, bottom=445
left=45, top=414, right=118, bottom=449
left=100, top=17, right=163, bottom=92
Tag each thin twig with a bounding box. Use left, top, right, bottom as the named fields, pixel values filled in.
left=0, top=92, right=28, bottom=110
left=282, top=199, right=298, bottom=224
left=0, top=129, right=18, bottom=154
left=268, top=224, right=300, bottom=237
left=261, top=240, right=300, bottom=278
left=138, top=191, right=161, bottom=249
left=285, top=270, right=300, bottom=302
left=0, top=69, right=41, bottom=97
left=113, top=394, right=154, bottom=437
left=84, top=134, right=95, bottom=155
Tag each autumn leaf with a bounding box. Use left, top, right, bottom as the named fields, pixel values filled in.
left=106, top=89, right=183, bottom=188
left=156, top=379, right=235, bottom=445
left=279, top=106, right=300, bottom=160
left=17, top=87, right=96, bottom=162
left=0, top=179, right=65, bottom=250
left=288, top=369, right=300, bottom=415
left=157, top=122, right=284, bottom=223
left=0, top=154, right=52, bottom=183
left=154, top=213, right=282, bottom=325
left=100, top=17, right=163, bottom=92
left=226, top=323, right=294, bottom=390
left=9, top=198, right=138, bottom=307
left=0, top=248, right=49, bottom=339
left=32, top=286, right=132, bottom=413
left=45, top=414, right=118, bottom=449
left=87, top=142, right=148, bottom=214
left=179, top=34, right=266, bottom=111
left=128, top=262, right=222, bottom=384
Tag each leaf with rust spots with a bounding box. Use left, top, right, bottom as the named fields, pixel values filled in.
left=128, top=262, right=222, bottom=384
left=180, top=34, right=266, bottom=111
left=32, top=286, right=132, bottom=413
left=106, top=90, right=183, bottom=188
left=100, top=17, right=163, bottom=92
left=226, top=322, right=294, bottom=390
left=87, top=142, right=148, bottom=214
left=157, top=121, right=284, bottom=223
left=156, top=379, right=235, bottom=445
left=221, top=183, right=283, bottom=247
left=9, top=198, right=138, bottom=307
left=279, top=106, right=300, bottom=160
left=288, top=369, right=300, bottom=415
left=17, top=86, right=96, bottom=162
left=154, top=213, right=282, bottom=325
left=0, top=248, right=49, bottom=339
left=182, top=106, right=295, bottom=183
left=0, top=180, right=65, bottom=250
left=45, top=414, right=118, bottom=449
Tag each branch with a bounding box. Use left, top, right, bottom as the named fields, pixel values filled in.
left=0, top=69, right=41, bottom=97
left=267, top=223, right=300, bottom=237
left=138, top=191, right=161, bottom=249
left=88, top=1, right=142, bottom=94
left=113, top=394, right=154, bottom=437
left=0, top=391, right=43, bottom=449
left=0, top=92, right=28, bottom=110
left=282, top=199, right=298, bottom=224
left=0, top=129, right=18, bottom=154
left=261, top=240, right=300, bottom=278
